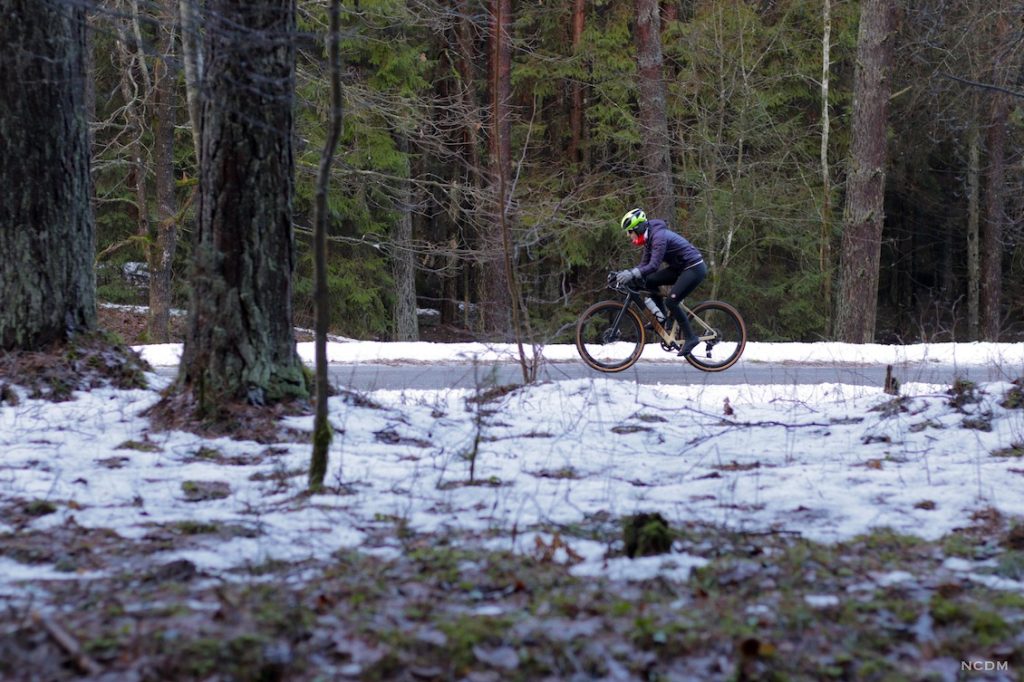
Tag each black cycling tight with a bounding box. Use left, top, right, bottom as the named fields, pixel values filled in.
left=643, top=261, right=707, bottom=335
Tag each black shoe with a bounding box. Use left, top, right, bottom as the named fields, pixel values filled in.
left=677, top=337, right=700, bottom=357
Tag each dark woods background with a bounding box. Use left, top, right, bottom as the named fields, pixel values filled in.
left=85, top=0, right=1024, bottom=345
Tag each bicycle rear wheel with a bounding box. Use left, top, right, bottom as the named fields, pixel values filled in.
left=575, top=301, right=645, bottom=372
left=684, top=301, right=746, bottom=372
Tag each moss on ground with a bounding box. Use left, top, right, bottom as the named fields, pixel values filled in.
left=1, top=519, right=1023, bottom=680
left=0, top=332, right=149, bottom=401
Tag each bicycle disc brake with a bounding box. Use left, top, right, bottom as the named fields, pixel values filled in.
left=701, top=329, right=720, bottom=357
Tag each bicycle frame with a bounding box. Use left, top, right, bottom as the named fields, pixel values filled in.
left=612, top=282, right=711, bottom=347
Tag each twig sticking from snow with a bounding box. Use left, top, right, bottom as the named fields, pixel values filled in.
left=31, top=610, right=103, bottom=676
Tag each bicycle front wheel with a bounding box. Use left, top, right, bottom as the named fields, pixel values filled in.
left=575, top=301, right=645, bottom=372
left=684, top=301, right=746, bottom=372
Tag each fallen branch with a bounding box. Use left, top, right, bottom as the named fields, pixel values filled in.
left=648, top=401, right=835, bottom=430
left=941, top=72, right=1024, bottom=100
left=31, top=611, right=102, bottom=677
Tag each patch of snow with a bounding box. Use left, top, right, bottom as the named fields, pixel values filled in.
left=101, top=302, right=186, bottom=317
left=571, top=553, right=709, bottom=582
left=805, top=594, right=840, bottom=608
left=2, top=341, right=1024, bottom=592
left=873, top=570, right=916, bottom=587
left=0, top=557, right=106, bottom=583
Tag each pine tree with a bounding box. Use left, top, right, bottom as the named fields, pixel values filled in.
left=835, top=0, right=895, bottom=343
left=177, top=0, right=308, bottom=413
left=0, top=0, right=96, bottom=350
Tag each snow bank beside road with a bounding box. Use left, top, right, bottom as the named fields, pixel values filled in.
left=133, top=340, right=1024, bottom=369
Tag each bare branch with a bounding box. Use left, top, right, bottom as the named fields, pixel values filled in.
left=940, top=71, right=1024, bottom=99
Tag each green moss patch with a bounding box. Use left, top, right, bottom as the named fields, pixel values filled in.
left=180, top=480, right=231, bottom=502
left=622, top=512, right=673, bottom=558
left=0, top=332, right=149, bottom=401
left=23, top=499, right=58, bottom=517
left=1000, top=379, right=1024, bottom=409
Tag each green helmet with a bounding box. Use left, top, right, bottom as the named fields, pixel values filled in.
left=620, top=208, right=647, bottom=233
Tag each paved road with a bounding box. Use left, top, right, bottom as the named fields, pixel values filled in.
left=154, top=358, right=1017, bottom=392
left=325, top=359, right=1017, bottom=392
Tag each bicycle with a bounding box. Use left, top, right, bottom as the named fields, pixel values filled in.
left=575, top=272, right=747, bottom=373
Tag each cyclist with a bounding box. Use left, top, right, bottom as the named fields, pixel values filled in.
left=614, top=208, right=707, bottom=357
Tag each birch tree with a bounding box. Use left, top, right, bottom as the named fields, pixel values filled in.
left=179, top=0, right=203, bottom=162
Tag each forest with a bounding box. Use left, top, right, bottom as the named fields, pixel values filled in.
left=49, top=0, right=1024, bottom=349
left=5, top=3, right=1024, bottom=678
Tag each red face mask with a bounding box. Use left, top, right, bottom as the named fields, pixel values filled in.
left=630, top=230, right=646, bottom=247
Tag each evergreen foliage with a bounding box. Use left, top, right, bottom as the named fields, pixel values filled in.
left=87, top=0, right=1024, bottom=343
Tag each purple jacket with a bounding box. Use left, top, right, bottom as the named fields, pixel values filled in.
left=636, top=219, right=703, bottom=277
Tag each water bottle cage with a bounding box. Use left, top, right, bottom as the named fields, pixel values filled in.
left=642, top=297, right=665, bottom=323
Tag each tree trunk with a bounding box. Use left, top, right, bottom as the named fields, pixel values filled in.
left=980, top=107, right=1007, bottom=341
left=149, top=12, right=178, bottom=343
left=568, top=0, right=586, bottom=165
left=490, top=0, right=533, bottom=380
left=489, top=0, right=512, bottom=201
left=480, top=0, right=513, bottom=336
left=457, top=0, right=482, bottom=187
left=178, top=0, right=203, bottom=164
left=819, top=0, right=833, bottom=315
left=392, top=136, right=420, bottom=342
left=0, top=0, right=96, bottom=350
left=966, top=122, right=980, bottom=340
left=662, top=2, right=678, bottom=24
left=454, top=0, right=481, bottom=330
left=179, top=0, right=307, bottom=413
left=635, top=0, right=674, bottom=222
left=980, top=16, right=1010, bottom=341
left=114, top=14, right=151, bottom=292
left=309, top=0, right=344, bottom=491
left=834, top=0, right=894, bottom=343
left=85, top=11, right=96, bottom=149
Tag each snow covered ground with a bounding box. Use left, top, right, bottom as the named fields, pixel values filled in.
left=135, top=338, right=1024, bottom=368
left=2, top=341, right=1023, bottom=592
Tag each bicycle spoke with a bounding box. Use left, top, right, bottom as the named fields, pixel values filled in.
left=685, top=301, right=746, bottom=372
left=575, top=301, right=645, bottom=372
